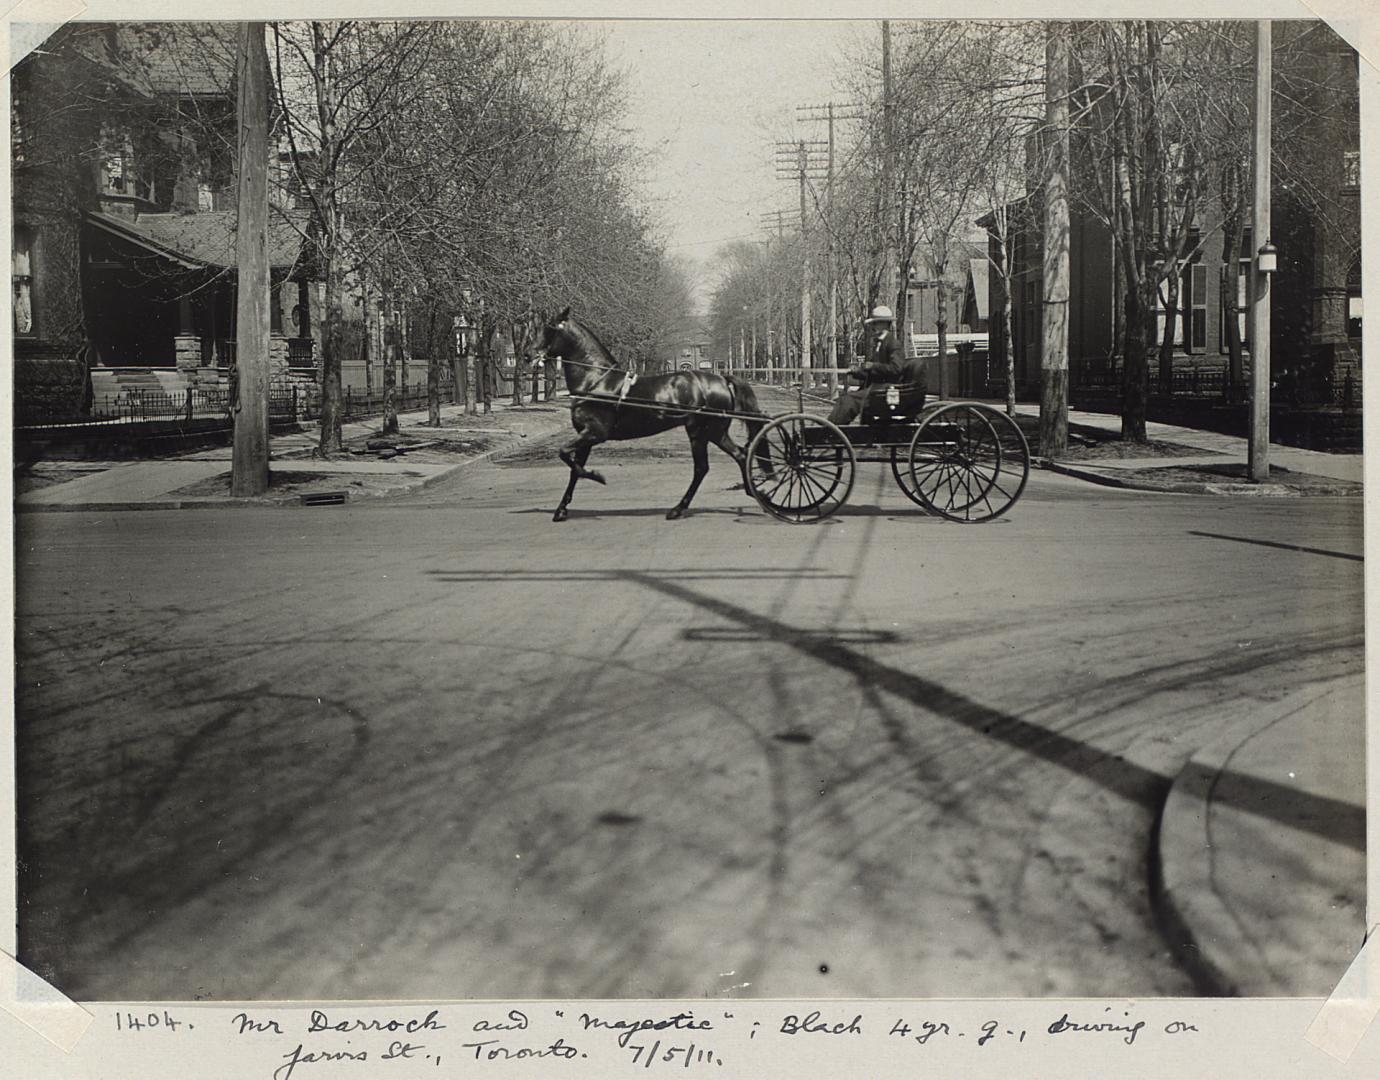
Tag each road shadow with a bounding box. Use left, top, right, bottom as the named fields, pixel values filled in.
left=1189, top=530, right=1363, bottom=563
left=425, top=565, right=1362, bottom=848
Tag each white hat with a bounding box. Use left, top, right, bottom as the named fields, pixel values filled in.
left=865, top=305, right=894, bottom=323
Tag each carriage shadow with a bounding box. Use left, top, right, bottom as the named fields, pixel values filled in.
left=510, top=506, right=750, bottom=519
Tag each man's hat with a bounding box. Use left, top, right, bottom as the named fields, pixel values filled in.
left=865, top=304, right=894, bottom=323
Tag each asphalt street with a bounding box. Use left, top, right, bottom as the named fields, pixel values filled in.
left=14, top=431, right=1365, bottom=1002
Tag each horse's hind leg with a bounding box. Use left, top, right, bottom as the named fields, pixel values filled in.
left=667, top=428, right=711, bottom=520
left=707, top=420, right=750, bottom=488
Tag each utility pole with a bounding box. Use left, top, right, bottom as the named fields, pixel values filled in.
left=1040, top=21, right=1071, bottom=458
left=799, top=101, right=862, bottom=395
left=231, top=22, right=270, bottom=497
left=760, top=207, right=802, bottom=385
left=828, top=106, right=837, bottom=393
left=776, top=140, right=827, bottom=386
left=798, top=141, right=813, bottom=385
left=882, top=20, right=898, bottom=314
left=1248, top=20, right=1272, bottom=481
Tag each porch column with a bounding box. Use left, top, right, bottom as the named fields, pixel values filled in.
left=268, top=274, right=289, bottom=383
left=175, top=290, right=201, bottom=374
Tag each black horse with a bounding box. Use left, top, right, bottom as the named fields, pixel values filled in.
left=533, top=308, right=770, bottom=521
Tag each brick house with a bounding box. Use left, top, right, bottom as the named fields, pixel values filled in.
left=977, top=23, right=1361, bottom=404
left=11, top=23, right=321, bottom=419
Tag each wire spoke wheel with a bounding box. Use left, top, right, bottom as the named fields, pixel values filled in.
left=746, top=413, right=855, bottom=523
left=905, top=403, right=1030, bottom=522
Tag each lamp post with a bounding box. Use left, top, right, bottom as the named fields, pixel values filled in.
left=1248, top=20, right=1273, bottom=482
left=453, top=312, right=473, bottom=413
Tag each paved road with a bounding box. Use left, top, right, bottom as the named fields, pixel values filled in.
left=14, top=426, right=1364, bottom=1001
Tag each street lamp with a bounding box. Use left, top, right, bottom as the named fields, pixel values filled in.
left=453, top=313, right=474, bottom=413
left=1256, top=240, right=1279, bottom=275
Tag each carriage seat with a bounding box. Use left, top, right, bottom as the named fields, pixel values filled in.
left=858, top=364, right=927, bottom=425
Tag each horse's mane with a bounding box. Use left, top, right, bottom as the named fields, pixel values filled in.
left=566, top=316, right=618, bottom=367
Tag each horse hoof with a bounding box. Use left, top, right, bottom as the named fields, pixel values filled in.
left=666, top=507, right=684, bottom=520
left=553, top=508, right=569, bottom=522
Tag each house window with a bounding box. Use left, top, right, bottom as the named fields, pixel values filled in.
left=1221, top=227, right=1252, bottom=350
left=1343, top=150, right=1360, bottom=190
left=11, top=85, right=25, bottom=166
left=1188, top=262, right=1208, bottom=352
left=13, top=227, right=35, bottom=336
left=1155, top=276, right=1184, bottom=350
left=1347, top=258, right=1362, bottom=338
left=198, top=182, right=215, bottom=212
left=100, top=132, right=134, bottom=196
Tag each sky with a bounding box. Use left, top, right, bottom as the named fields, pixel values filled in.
left=604, top=20, right=875, bottom=313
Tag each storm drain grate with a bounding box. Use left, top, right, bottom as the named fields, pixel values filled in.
left=300, top=491, right=349, bottom=506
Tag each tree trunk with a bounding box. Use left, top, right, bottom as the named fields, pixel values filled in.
left=231, top=21, right=270, bottom=496
left=379, top=285, right=397, bottom=435
left=479, top=324, right=494, bottom=414
left=1121, top=280, right=1155, bottom=442
left=1158, top=271, right=1179, bottom=390
left=1220, top=169, right=1245, bottom=402
left=426, top=302, right=441, bottom=426
left=510, top=321, right=526, bottom=406
left=934, top=276, right=949, bottom=400
left=311, top=22, right=346, bottom=455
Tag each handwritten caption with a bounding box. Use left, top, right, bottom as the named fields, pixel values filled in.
left=107, top=1004, right=1202, bottom=1076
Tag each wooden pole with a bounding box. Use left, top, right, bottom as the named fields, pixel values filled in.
left=231, top=22, right=270, bottom=496
left=799, top=140, right=812, bottom=384
left=828, top=102, right=839, bottom=396
left=1248, top=20, right=1272, bottom=481
left=882, top=21, right=897, bottom=313
left=1040, top=20, right=1071, bottom=458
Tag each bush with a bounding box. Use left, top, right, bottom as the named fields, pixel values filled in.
left=13, top=357, right=90, bottom=424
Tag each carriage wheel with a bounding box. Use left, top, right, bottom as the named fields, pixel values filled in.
left=746, top=413, right=855, bottom=523
left=904, top=403, right=1030, bottom=522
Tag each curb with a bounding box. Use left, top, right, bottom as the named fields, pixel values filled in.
left=1037, top=459, right=1296, bottom=497
left=14, top=441, right=508, bottom=514
left=1150, top=715, right=1344, bottom=998
left=1149, top=750, right=1243, bottom=996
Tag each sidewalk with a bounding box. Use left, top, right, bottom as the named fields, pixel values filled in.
left=15, top=397, right=564, bottom=511
left=1014, top=403, right=1363, bottom=492
left=1015, top=409, right=1367, bottom=995
left=1153, top=689, right=1368, bottom=996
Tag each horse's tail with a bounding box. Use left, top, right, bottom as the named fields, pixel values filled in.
left=725, top=374, right=773, bottom=479
left=725, top=373, right=766, bottom=431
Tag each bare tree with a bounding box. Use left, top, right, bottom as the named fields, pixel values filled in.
left=270, top=20, right=434, bottom=453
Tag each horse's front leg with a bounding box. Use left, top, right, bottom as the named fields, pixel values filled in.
left=558, top=430, right=607, bottom=485
left=553, top=430, right=605, bottom=522
left=667, top=430, right=711, bottom=520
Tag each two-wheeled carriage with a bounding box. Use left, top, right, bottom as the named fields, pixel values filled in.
left=742, top=389, right=1031, bottom=524
left=534, top=310, right=1029, bottom=523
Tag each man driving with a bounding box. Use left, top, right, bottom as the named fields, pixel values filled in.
left=828, top=304, right=908, bottom=425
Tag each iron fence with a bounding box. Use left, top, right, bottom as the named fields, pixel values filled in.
left=1069, top=360, right=1357, bottom=407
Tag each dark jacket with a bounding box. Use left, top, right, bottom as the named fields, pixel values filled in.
left=856, top=327, right=906, bottom=383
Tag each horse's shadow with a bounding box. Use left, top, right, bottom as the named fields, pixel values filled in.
left=511, top=506, right=750, bottom=520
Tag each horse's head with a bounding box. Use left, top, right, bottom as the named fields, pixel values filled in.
left=532, top=306, right=575, bottom=367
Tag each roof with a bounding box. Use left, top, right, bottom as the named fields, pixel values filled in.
left=88, top=210, right=310, bottom=271
left=108, top=23, right=237, bottom=97
left=59, top=23, right=236, bottom=99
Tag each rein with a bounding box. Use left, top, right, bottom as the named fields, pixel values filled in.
left=547, top=352, right=767, bottom=423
